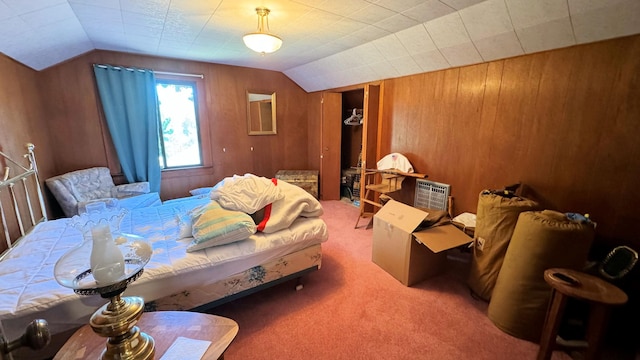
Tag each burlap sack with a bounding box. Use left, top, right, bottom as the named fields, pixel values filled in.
left=487, top=210, right=595, bottom=342
left=467, top=191, right=540, bottom=300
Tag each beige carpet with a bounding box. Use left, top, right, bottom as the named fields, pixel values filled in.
left=210, top=200, right=572, bottom=360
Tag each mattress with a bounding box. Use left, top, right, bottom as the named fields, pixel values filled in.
left=0, top=196, right=328, bottom=340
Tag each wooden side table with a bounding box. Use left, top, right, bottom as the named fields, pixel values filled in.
left=537, top=268, right=628, bottom=360
left=54, top=311, right=238, bottom=360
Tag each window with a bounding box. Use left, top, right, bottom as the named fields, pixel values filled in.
left=155, top=79, right=202, bottom=169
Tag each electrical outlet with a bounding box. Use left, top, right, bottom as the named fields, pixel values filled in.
left=476, top=237, right=485, bottom=252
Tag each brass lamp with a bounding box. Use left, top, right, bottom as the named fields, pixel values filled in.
left=54, top=210, right=154, bottom=360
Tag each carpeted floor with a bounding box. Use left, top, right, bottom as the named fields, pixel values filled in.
left=209, top=200, right=573, bottom=359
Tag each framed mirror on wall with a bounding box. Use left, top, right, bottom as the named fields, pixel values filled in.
left=247, top=91, right=276, bottom=135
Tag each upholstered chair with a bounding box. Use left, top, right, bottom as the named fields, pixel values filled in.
left=45, top=167, right=158, bottom=217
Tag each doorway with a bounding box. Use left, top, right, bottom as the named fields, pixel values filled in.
left=340, top=89, right=364, bottom=203
left=319, top=84, right=381, bottom=202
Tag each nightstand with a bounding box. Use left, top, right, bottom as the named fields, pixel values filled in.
left=54, top=311, right=238, bottom=360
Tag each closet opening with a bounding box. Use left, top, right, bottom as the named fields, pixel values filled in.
left=340, top=89, right=364, bottom=204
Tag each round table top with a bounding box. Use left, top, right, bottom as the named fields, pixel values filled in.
left=54, top=311, right=238, bottom=360
left=544, top=268, right=628, bottom=305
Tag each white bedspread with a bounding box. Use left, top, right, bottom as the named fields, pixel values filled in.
left=0, top=196, right=328, bottom=339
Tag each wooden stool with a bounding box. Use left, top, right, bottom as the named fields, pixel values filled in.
left=537, top=268, right=628, bottom=360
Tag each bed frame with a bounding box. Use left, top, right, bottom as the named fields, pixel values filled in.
left=146, top=244, right=322, bottom=312
left=0, top=143, right=325, bottom=359
left=0, top=143, right=50, bottom=358
left=0, top=143, right=47, bottom=259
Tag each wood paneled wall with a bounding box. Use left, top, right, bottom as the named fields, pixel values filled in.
left=3, top=35, right=639, bottom=250
left=0, top=57, right=51, bottom=157
left=0, top=55, right=54, bottom=253
left=37, top=50, right=310, bottom=207
left=381, top=35, right=640, bottom=250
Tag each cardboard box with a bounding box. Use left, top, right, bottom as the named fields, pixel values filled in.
left=372, top=200, right=472, bottom=286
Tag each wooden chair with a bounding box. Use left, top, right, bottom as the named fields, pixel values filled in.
left=354, top=169, right=426, bottom=229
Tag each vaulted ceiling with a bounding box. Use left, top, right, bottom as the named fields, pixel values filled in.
left=1, top=0, right=639, bottom=92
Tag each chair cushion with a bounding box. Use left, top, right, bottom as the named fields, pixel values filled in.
left=45, top=177, right=79, bottom=217
left=113, top=182, right=151, bottom=198
left=59, top=167, right=114, bottom=201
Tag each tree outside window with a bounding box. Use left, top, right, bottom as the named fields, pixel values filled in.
left=155, top=80, right=202, bottom=168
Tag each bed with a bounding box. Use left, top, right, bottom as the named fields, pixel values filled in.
left=0, top=144, right=328, bottom=359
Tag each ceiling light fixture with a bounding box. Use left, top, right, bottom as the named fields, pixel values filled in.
left=243, top=7, right=282, bottom=55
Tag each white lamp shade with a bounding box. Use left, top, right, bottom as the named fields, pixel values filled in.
left=243, top=32, right=283, bottom=54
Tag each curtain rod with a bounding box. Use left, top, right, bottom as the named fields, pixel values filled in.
left=94, top=64, right=204, bottom=79
left=155, top=70, right=204, bottom=79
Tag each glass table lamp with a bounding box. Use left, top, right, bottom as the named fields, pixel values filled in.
left=54, top=209, right=155, bottom=360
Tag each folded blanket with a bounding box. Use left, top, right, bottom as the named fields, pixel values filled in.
left=257, top=179, right=323, bottom=233
left=211, top=173, right=283, bottom=213
left=211, top=173, right=323, bottom=234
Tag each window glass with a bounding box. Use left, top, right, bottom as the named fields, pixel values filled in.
left=156, top=80, right=202, bottom=168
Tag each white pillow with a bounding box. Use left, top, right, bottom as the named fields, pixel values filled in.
left=187, top=201, right=257, bottom=252
left=189, top=187, right=213, bottom=196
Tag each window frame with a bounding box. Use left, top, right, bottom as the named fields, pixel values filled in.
left=153, top=74, right=212, bottom=176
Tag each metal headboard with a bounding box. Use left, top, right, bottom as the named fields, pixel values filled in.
left=0, top=143, right=48, bottom=259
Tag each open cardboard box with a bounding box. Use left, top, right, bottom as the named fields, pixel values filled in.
left=372, top=200, right=472, bottom=286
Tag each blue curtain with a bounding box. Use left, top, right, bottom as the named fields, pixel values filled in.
left=93, top=64, right=161, bottom=193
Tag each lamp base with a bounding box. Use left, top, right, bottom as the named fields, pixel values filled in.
left=102, top=326, right=155, bottom=360
left=90, top=295, right=155, bottom=360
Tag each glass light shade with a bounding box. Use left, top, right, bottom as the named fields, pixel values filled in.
left=54, top=232, right=152, bottom=290
left=243, top=32, right=283, bottom=54
left=54, top=209, right=152, bottom=291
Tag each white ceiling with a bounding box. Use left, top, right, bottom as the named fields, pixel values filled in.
left=1, top=0, right=639, bottom=92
